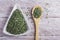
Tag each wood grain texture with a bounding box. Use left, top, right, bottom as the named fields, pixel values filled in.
left=0, top=0, right=60, bottom=40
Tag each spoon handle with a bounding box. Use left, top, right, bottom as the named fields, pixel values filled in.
left=35, top=24, right=39, bottom=40
left=34, top=19, right=40, bottom=40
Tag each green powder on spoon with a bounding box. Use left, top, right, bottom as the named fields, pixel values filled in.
left=33, top=7, right=42, bottom=18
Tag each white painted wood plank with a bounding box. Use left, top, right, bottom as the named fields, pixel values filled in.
left=39, top=18, right=60, bottom=36
left=40, top=36, right=60, bottom=40
left=0, top=0, right=60, bottom=18
left=0, top=36, right=60, bottom=40
left=0, top=18, right=7, bottom=37
left=0, top=0, right=47, bottom=18
left=0, top=18, right=48, bottom=37
left=47, top=18, right=60, bottom=36
left=1, top=18, right=60, bottom=37
left=46, top=0, right=60, bottom=17
left=0, top=18, right=7, bottom=29
left=39, top=18, right=49, bottom=36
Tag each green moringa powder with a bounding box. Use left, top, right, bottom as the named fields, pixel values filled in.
left=33, top=7, right=42, bottom=18
left=6, top=9, right=27, bottom=35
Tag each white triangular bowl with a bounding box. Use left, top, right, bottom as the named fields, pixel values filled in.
left=3, top=4, right=31, bottom=36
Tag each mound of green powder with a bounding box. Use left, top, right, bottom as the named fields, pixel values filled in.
left=33, top=7, right=42, bottom=18
left=6, top=9, right=27, bottom=35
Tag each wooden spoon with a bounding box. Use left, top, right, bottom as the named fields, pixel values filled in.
left=32, top=5, right=42, bottom=40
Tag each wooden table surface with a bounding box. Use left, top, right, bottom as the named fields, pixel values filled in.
left=0, top=0, right=60, bottom=40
